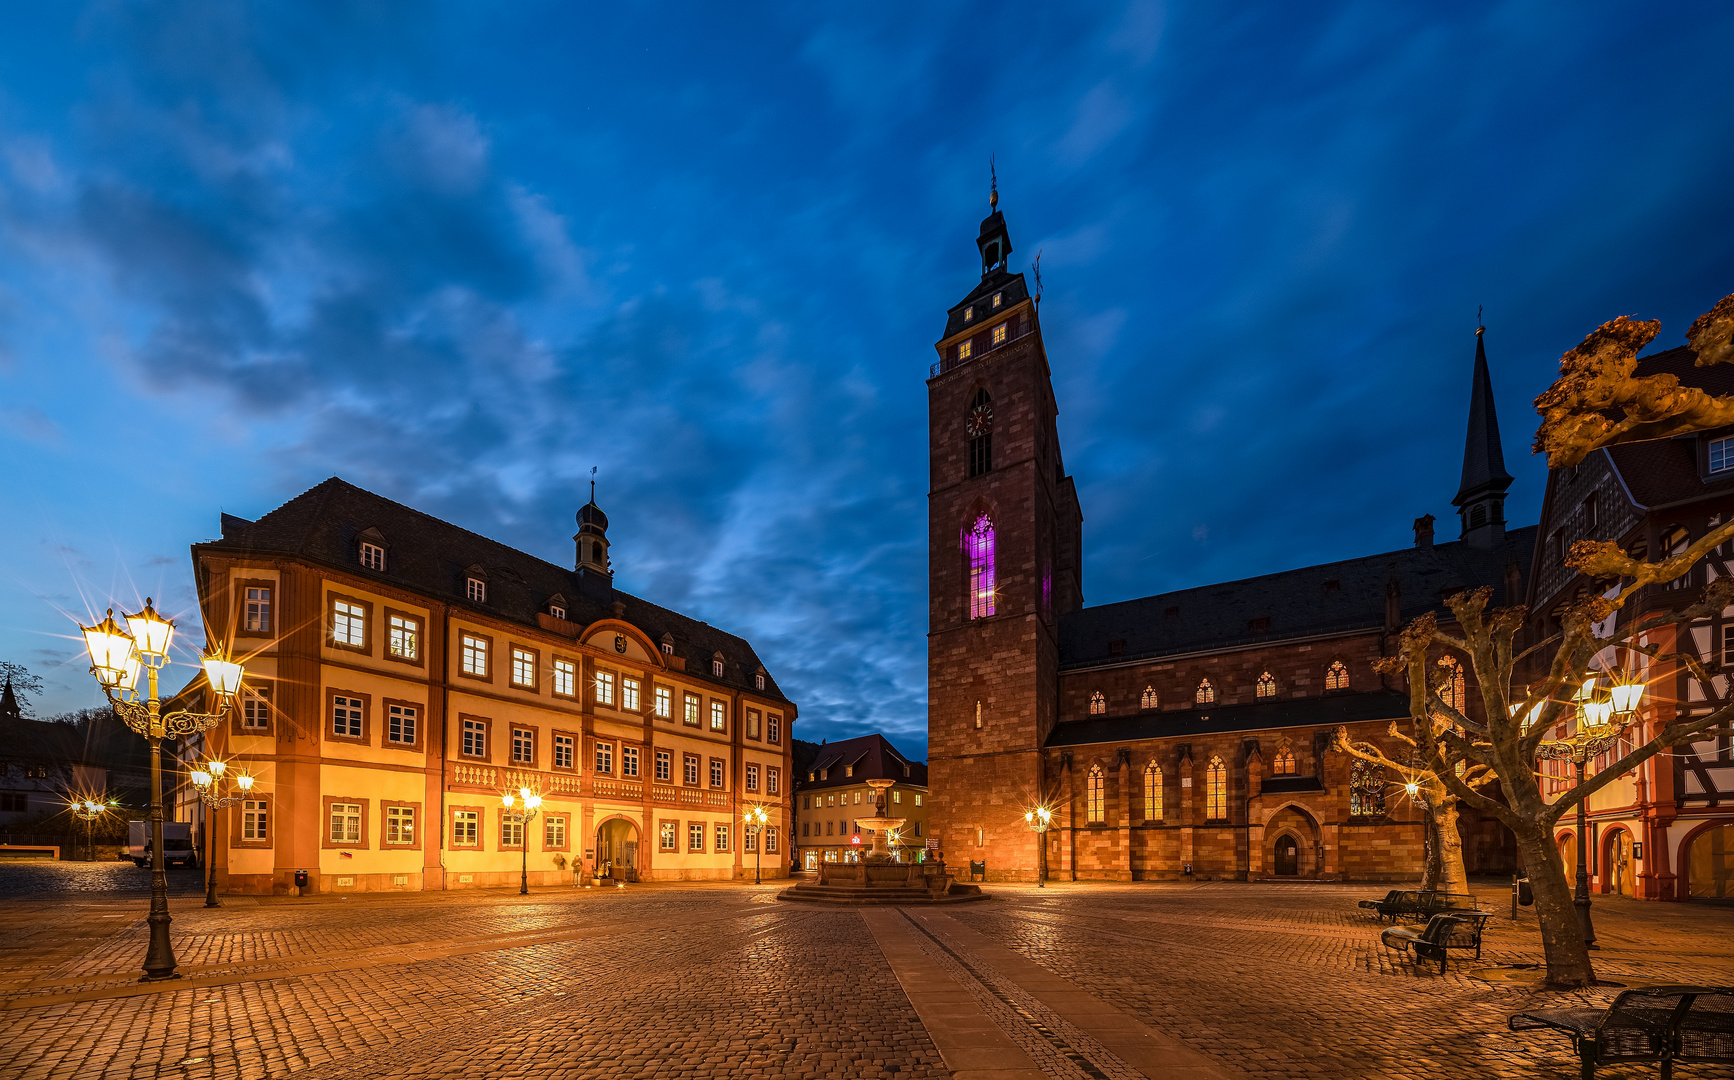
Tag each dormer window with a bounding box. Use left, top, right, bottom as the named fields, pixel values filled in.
left=360, top=542, right=385, bottom=572
left=845, top=765, right=853, bottom=777
left=661, top=633, right=675, bottom=656
left=712, top=653, right=725, bottom=678
left=1712, top=436, right=1734, bottom=474
left=755, top=673, right=766, bottom=690
left=808, top=772, right=815, bottom=782
left=467, top=577, right=486, bottom=603
left=903, top=763, right=910, bottom=777
left=991, top=291, right=1002, bottom=308
left=820, top=768, right=828, bottom=781
left=964, top=305, right=974, bottom=322
left=549, top=603, right=565, bottom=620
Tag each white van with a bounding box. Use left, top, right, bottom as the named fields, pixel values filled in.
left=126, top=820, right=198, bottom=868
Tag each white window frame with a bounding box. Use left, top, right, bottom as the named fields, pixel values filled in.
left=746, top=763, right=760, bottom=791
left=242, top=799, right=268, bottom=841
left=655, top=749, right=672, bottom=782
left=501, top=817, right=523, bottom=849
left=554, top=734, right=574, bottom=770
left=715, top=824, right=730, bottom=853
left=545, top=816, right=566, bottom=848
left=595, top=742, right=614, bottom=774
left=511, top=727, right=533, bottom=764
left=241, top=688, right=270, bottom=730
left=710, top=701, right=726, bottom=732
left=461, top=634, right=488, bottom=677
left=331, top=600, right=366, bottom=649
left=331, top=695, right=363, bottom=739
left=388, top=614, right=419, bottom=661
left=453, top=809, right=478, bottom=845
left=688, top=822, right=705, bottom=852
left=621, top=677, right=640, bottom=712
left=244, top=587, right=271, bottom=633
left=461, top=718, right=486, bottom=758
left=1713, top=435, right=1734, bottom=474
left=595, top=671, right=615, bottom=706
left=709, top=758, right=724, bottom=789
left=654, top=686, right=672, bottom=718
left=360, top=542, right=385, bottom=571
left=329, top=802, right=361, bottom=844
left=387, top=703, right=417, bottom=746
left=511, top=648, right=536, bottom=689
left=467, top=577, right=486, bottom=602
left=622, top=745, right=639, bottom=778
left=386, top=805, right=415, bottom=844
left=552, top=658, right=576, bottom=697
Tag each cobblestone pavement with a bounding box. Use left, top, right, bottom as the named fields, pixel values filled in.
left=0, top=866, right=1728, bottom=1079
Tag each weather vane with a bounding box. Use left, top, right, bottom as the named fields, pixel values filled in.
left=1033, top=249, right=1043, bottom=306
left=590, top=465, right=597, bottom=502
left=1477, top=305, right=1484, bottom=334
left=989, top=154, right=998, bottom=210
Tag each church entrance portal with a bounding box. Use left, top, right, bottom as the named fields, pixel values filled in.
left=596, top=818, right=639, bottom=882
left=1275, top=835, right=1299, bottom=876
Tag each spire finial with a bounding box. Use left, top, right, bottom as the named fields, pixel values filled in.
left=589, top=465, right=597, bottom=503
left=1032, top=249, right=1043, bottom=306
left=989, top=154, right=998, bottom=210
left=1477, top=304, right=1484, bottom=335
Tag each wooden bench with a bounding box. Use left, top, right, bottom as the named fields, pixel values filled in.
left=1379, top=912, right=1490, bottom=973
left=1509, top=985, right=1734, bottom=1080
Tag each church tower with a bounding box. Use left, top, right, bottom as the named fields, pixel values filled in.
left=926, top=187, right=1083, bottom=880
left=1453, top=326, right=1513, bottom=549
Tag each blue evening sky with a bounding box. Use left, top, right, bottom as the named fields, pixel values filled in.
left=3, top=3, right=1732, bottom=757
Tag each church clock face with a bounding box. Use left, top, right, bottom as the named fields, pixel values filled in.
left=966, top=403, right=994, bottom=437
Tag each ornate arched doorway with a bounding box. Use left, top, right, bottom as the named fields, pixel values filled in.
left=596, top=817, right=640, bottom=882
left=1274, top=835, right=1299, bottom=876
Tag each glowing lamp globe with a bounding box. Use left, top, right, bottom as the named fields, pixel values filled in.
left=1404, top=781, right=1420, bottom=797
left=201, top=650, right=245, bottom=701
left=80, top=611, right=137, bottom=685
left=236, top=774, right=255, bottom=791
left=116, top=653, right=143, bottom=694
left=1610, top=678, right=1645, bottom=716
left=124, top=599, right=175, bottom=664
left=501, top=792, right=516, bottom=808
left=190, top=769, right=212, bottom=788
left=208, top=760, right=227, bottom=777
left=525, top=794, right=542, bottom=811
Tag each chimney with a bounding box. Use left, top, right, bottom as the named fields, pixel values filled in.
left=1413, top=514, right=1435, bottom=550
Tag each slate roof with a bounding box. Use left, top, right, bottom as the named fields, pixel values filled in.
left=1044, top=688, right=1412, bottom=747
left=798, top=733, right=927, bottom=792
left=941, top=269, right=1030, bottom=341
left=195, top=478, right=791, bottom=704
left=1056, top=530, right=1535, bottom=672
left=1603, top=345, right=1734, bottom=509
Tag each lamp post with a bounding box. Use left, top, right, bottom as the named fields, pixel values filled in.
left=69, top=798, right=112, bottom=861
left=744, top=805, right=768, bottom=884
left=1023, top=805, right=1052, bottom=887
left=78, top=600, right=244, bottom=981
left=189, top=759, right=254, bottom=908
left=501, top=787, right=542, bottom=896
left=1537, top=674, right=1645, bottom=950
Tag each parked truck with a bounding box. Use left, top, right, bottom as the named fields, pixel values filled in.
left=126, top=820, right=197, bottom=868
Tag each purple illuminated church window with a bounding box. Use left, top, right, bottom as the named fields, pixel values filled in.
left=967, top=515, right=996, bottom=619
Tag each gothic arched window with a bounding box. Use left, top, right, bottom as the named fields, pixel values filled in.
left=1438, top=655, right=1466, bottom=713
left=966, top=515, right=996, bottom=620
left=1272, top=748, right=1296, bottom=775
left=1196, top=678, right=1215, bottom=705
left=1350, top=759, right=1386, bottom=818
left=1086, top=765, right=1105, bottom=824
left=1325, top=660, right=1350, bottom=691
left=967, top=388, right=994, bottom=478
left=1205, top=756, right=1228, bottom=820
left=1089, top=691, right=1106, bottom=715
left=1143, top=761, right=1162, bottom=823
left=1256, top=672, right=1277, bottom=699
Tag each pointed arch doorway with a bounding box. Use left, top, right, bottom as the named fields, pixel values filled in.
left=1275, top=835, right=1299, bottom=876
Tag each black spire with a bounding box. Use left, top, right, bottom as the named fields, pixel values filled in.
left=0, top=676, right=18, bottom=722
left=1452, top=325, right=1514, bottom=547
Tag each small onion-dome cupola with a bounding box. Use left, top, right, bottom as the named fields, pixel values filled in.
left=574, top=475, right=614, bottom=600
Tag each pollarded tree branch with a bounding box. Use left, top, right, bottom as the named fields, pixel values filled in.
left=1542, top=705, right=1734, bottom=826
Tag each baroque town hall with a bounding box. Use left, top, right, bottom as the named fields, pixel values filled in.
left=926, top=197, right=1734, bottom=897
left=925, top=195, right=1532, bottom=885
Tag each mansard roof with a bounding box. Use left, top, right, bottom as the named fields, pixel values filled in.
left=800, top=732, right=926, bottom=791
left=941, top=269, right=1030, bottom=341
left=195, top=477, right=791, bottom=704
left=1045, top=688, right=1411, bottom=747
left=1057, top=528, right=1535, bottom=671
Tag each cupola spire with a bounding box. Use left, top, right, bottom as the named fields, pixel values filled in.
left=1452, top=323, right=1514, bottom=548
left=575, top=466, right=613, bottom=599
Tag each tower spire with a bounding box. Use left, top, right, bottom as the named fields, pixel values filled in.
left=989, top=154, right=998, bottom=211
left=1452, top=322, right=1514, bottom=547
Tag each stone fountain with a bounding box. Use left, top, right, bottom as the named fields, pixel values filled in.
left=777, top=779, right=985, bottom=905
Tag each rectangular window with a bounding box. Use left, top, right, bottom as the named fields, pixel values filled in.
left=991, top=290, right=1002, bottom=308
left=501, top=817, right=523, bottom=849
left=244, top=586, right=272, bottom=633
left=1724, top=624, right=1734, bottom=669
left=655, top=749, right=672, bottom=781
left=767, top=767, right=780, bottom=795
left=511, top=727, right=533, bottom=764
left=683, top=754, right=699, bottom=786
left=688, top=822, right=705, bottom=852
left=746, top=763, right=760, bottom=792
left=654, top=686, right=672, bottom=718
left=360, top=542, right=385, bottom=571
left=329, top=802, right=361, bottom=844
left=715, top=824, right=730, bottom=853
left=331, top=695, right=363, bottom=739
left=767, top=714, right=781, bottom=745
left=554, top=734, right=574, bottom=770
left=243, top=799, right=268, bottom=841
left=747, top=709, right=761, bottom=739
left=545, top=816, right=566, bottom=848
left=914, top=793, right=923, bottom=807
left=710, top=701, right=726, bottom=732
left=467, top=577, right=486, bottom=602
left=553, top=658, right=576, bottom=697
left=388, top=614, right=420, bottom=661
left=621, top=677, right=640, bottom=712
left=596, top=671, right=615, bottom=706
left=595, top=742, right=614, bottom=774
left=660, top=820, right=677, bottom=852
left=461, top=634, right=488, bottom=677
left=241, top=688, right=270, bottom=730
left=745, top=827, right=758, bottom=852
left=386, top=805, right=415, bottom=845
left=511, top=647, right=536, bottom=689
left=1713, top=436, right=1734, bottom=474
left=684, top=693, right=700, bottom=726
left=892, top=790, right=902, bottom=804
left=968, top=519, right=995, bottom=617
left=461, top=718, right=486, bottom=758
left=993, top=322, right=1007, bottom=344
left=958, top=339, right=972, bottom=360
left=453, top=810, right=478, bottom=846
left=622, top=745, right=640, bottom=778
left=709, top=759, right=724, bottom=789
left=331, top=599, right=366, bottom=649
left=387, top=703, right=417, bottom=746
left=765, top=827, right=778, bottom=854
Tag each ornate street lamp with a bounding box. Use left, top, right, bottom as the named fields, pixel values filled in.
left=69, top=797, right=114, bottom=861
left=78, top=600, right=244, bottom=981
left=189, top=759, right=255, bottom=908
left=501, top=787, right=542, bottom=896
left=1536, top=672, right=1646, bottom=949
left=743, top=805, right=769, bottom=884
left=1023, top=804, right=1053, bottom=887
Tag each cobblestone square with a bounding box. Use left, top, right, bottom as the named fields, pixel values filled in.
left=0, top=865, right=1728, bottom=1080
